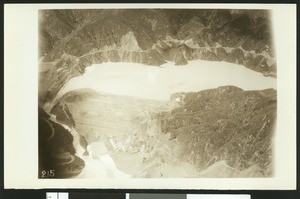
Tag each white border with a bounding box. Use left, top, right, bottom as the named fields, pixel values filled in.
left=4, top=4, right=297, bottom=189
left=187, top=194, right=250, bottom=199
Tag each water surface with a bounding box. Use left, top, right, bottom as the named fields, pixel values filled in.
left=57, top=60, right=276, bottom=101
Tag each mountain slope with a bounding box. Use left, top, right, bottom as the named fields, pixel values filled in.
left=51, top=86, right=276, bottom=177
left=50, top=88, right=170, bottom=144
left=39, top=9, right=276, bottom=104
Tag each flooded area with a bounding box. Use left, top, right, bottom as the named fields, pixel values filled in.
left=56, top=60, right=276, bottom=102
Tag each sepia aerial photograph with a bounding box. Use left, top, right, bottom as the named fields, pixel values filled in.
left=38, top=9, right=277, bottom=179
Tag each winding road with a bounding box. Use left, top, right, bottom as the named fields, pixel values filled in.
left=42, top=117, right=76, bottom=165
left=52, top=152, right=75, bottom=165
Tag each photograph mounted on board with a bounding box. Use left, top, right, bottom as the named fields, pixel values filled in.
left=38, top=9, right=277, bottom=179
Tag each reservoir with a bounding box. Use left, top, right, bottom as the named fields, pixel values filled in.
left=56, top=60, right=276, bottom=101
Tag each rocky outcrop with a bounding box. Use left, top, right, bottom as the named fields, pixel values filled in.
left=38, top=108, right=85, bottom=178
left=50, top=101, right=76, bottom=128
left=39, top=9, right=276, bottom=104
left=157, top=86, right=276, bottom=176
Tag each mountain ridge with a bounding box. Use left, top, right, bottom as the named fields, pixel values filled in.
left=39, top=9, right=276, bottom=104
